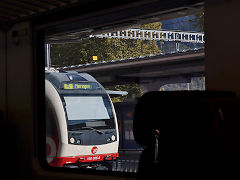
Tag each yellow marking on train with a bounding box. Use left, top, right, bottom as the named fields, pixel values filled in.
left=64, top=84, right=73, bottom=89
left=74, top=84, right=91, bottom=89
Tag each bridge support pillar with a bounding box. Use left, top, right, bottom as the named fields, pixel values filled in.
left=140, top=76, right=191, bottom=92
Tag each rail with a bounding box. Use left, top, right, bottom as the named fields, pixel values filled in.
left=91, top=28, right=204, bottom=43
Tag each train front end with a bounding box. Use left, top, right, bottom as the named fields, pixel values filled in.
left=45, top=71, right=119, bottom=168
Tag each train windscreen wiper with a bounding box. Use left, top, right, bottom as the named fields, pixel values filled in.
left=81, top=127, right=103, bottom=134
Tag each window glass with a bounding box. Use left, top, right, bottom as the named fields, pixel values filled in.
left=64, top=96, right=110, bottom=121
left=45, top=12, right=204, bottom=172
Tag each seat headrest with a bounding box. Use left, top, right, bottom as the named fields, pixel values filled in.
left=133, top=91, right=237, bottom=147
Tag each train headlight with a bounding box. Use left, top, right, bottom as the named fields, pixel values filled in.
left=111, top=135, right=116, bottom=141
left=107, top=137, right=111, bottom=142
left=70, top=137, right=75, bottom=144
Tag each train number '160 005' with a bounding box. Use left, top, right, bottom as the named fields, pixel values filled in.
left=87, top=156, right=101, bottom=161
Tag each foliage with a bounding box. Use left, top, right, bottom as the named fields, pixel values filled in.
left=139, top=22, right=162, bottom=30
left=50, top=22, right=162, bottom=102
left=50, top=22, right=162, bottom=66
left=106, top=84, right=144, bottom=103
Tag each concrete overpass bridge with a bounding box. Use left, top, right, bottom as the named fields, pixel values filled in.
left=57, top=48, right=204, bottom=91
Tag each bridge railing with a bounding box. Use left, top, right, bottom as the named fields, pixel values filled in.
left=90, top=28, right=204, bottom=43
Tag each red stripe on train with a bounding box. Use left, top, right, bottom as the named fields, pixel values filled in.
left=49, top=153, right=119, bottom=167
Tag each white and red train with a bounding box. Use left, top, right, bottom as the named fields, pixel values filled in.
left=45, top=70, right=119, bottom=168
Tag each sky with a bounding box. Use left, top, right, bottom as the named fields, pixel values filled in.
left=161, top=15, right=201, bottom=32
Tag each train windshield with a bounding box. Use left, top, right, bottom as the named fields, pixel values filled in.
left=63, top=94, right=115, bottom=130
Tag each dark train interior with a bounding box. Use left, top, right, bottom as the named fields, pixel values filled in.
left=1, top=0, right=240, bottom=179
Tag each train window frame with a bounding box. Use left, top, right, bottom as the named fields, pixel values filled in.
left=62, top=94, right=116, bottom=130
left=33, top=1, right=204, bottom=178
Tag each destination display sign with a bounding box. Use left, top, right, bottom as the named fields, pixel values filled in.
left=61, top=82, right=99, bottom=90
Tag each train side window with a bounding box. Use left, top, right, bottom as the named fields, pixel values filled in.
left=45, top=10, right=204, bottom=173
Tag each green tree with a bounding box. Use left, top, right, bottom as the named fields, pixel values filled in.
left=50, top=22, right=162, bottom=66
left=139, top=22, right=162, bottom=30
left=50, top=22, right=162, bottom=102
left=106, top=84, right=144, bottom=103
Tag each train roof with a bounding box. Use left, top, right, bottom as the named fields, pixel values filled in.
left=46, top=70, right=98, bottom=82
left=45, top=71, right=106, bottom=94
